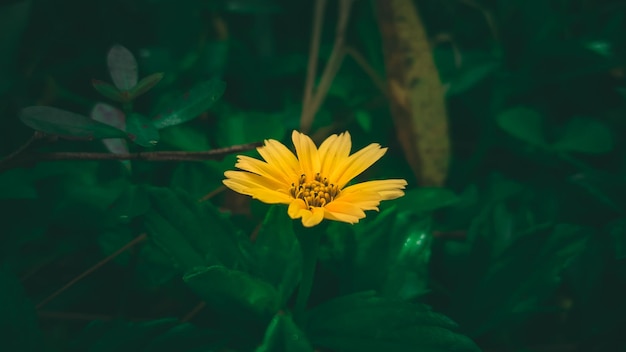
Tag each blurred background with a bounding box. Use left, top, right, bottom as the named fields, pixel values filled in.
left=1, top=0, right=626, bottom=351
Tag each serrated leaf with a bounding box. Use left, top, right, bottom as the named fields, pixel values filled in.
left=152, top=79, right=226, bottom=129
left=92, top=79, right=127, bottom=102
left=184, top=265, right=280, bottom=320
left=107, top=44, right=138, bottom=91
left=126, top=113, right=160, bottom=147
left=306, top=292, right=480, bottom=352
left=497, top=106, right=546, bottom=146
left=20, top=106, right=128, bottom=139
left=256, top=314, right=314, bottom=352
left=552, top=117, right=614, bottom=154
left=129, top=72, right=164, bottom=99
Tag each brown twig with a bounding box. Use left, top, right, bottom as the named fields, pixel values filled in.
left=198, top=185, right=227, bottom=202
left=179, top=301, right=207, bottom=323
left=0, top=132, right=43, bottom=168
left=300, top=0, right=354, bottom=133
left=301, top=0, right=327, bottom=121
left=36, top=233, right=148, bottom=309
left=344, top=46, right=388, bottom=95
left=0, top=142, right=262, bottom=173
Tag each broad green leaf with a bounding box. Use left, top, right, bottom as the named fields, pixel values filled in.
left=107, top=44, right=138, bottom=91
left=152, top=79, right=226, bottom=129
left=184, top=265, right=280, bottom=320
left=552, top=117, right=614, bottom=154
left=92, top=79, right=126, bottom=102
left=496, top=106, right=546, bottom=146
left=129, top=72, right=164, bottom=99
left=464, top=224, right=589, bottom=335
left=253, top=206, right=302, bottom=305
left=0, top=268, right=43, bottom=351
left=126, top=113, right=160, bottom=147
left=447, top=61, right=501, bottom=96
left=397, top=188, right=460, bottom=213
left=306, top=292, right=480, bottom=352
left=21, top=106, right=128, bottom=139
left=256, top=314, right=314, bottom=352
left=105, top=185, right=151, bottom=225
left=144, top=187, right=246, bottom=272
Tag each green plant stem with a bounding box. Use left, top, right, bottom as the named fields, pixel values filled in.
left=294, top=226, right=323, bottom=323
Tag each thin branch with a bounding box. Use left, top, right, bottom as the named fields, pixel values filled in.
left=36, top=233, right=148, bottom=309
left=344, top=46, right=388, bottom=95
left=0, top=142, right=262, bottom=173
left=0, top=132, right=43, bottom=168
left=301, top=0, right=327, bottom=119
left=179, top=301, right=206, bottom=323
left=198, top=185, right=227, bottom=203
left=300, top=0, right=354, bottom=133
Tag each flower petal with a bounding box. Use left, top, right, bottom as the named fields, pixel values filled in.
left=257, top=139, right=300, bottom=182
left=318, top=131, right=351, bottom=178
left=333, top=191, right=382, bottom=211
left=235, top=155, right=292, bottom=185
left=332, top=143, right=387, bottom=187
left=223, top=171, right=292, bottom=204
left=324, top=200, right=367, bottom=222
left=301, top=206, right=325, bottom=227
left=292, top=130, right=320, bottom=180
left=288, top=199, right=307, bottom=219
left=341, top=179, right=408, bottom=200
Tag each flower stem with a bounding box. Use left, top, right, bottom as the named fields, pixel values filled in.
left=294, top=225, right=323, bottom=323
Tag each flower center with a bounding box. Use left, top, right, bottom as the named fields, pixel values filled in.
left=290, top=173, right=340, bottom=209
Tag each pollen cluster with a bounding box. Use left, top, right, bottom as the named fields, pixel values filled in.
left=290, top=173, right=340, bottom=209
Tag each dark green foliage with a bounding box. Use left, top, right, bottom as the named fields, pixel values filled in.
left=3, top=0, right=626, bottom=351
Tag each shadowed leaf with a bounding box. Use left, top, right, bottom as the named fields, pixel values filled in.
left=107, top=44, right=138, bottom=91
left=152, top=79, right=226, bottom=129
left=21, top=106, right=128, bottom=139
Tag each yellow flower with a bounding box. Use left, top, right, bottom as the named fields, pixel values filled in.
left=223, top=131, right=408, bottom=227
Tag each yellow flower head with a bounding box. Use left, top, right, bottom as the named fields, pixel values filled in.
left=223, top=131, right=408, bottom=227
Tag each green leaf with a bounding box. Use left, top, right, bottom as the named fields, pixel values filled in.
left=144, top=187, right=246, bottom=272
left=496, top=106, right=546, bottom=146
left=105, top=185, right=151, bottom=225
left=253, top=206, right=302, bottom=305
left=91, top=102, right=125, bottom=130
left=128, top=72, right=164, bottom=99
left=464, top=224, right=589, bottom=335
left=306, top=292, right=480, bottom=352
left=184, top=265, right=280, bottom=320
left=256, top=314, right=314, bottom=352
left=397, top=188, right=460, bottom=213
left=20, top=106, right=128, bottom=139
left=92, top=79, right=127, bottom=103
left=447, top=61, right=500, bottom=96
left=0, top=268, right=43, bottom=351
left=552, top=117, right=614, bottom=154
left=107, top=44, right=138, bottom=91
left=152, top=79, right=226, bottom=129
left=126, top=113, right=160, bottom=147
left=71, top=318, right=178, bottom=352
